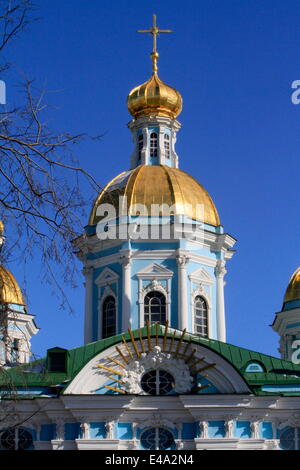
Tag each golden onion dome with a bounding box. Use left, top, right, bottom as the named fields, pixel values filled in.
left=127, top=73, right=182, bottom=120
left=0, top=220, right=4, bottom=235
left=0, top=265, right=25, bottom=305
left=89, top=165, right=220, bottom=227
left=284, top=267, right=300, bottom=303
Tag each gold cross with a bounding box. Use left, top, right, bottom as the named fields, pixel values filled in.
left=138, top=14, right=172, bottom=74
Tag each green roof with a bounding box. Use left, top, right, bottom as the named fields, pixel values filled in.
left=1, top=325, right=300, bottom=397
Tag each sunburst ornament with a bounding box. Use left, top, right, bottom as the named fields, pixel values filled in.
left=96, top=322, right=216, bottom=395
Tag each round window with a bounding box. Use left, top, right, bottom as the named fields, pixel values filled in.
left=0, top=428, right=33, bottom=450
left=141, top=427, right=175, bottom=450
left=141, top=369, right=174, bottom=395
left=280, top=427, right=300, bottom=450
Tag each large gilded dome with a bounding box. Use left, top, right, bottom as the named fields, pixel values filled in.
left=0, top=265, right=25, bottom=305
left=127, top=73, right=182, bottom=120
left=89, top=165, right=220, bottom=227
left=284, top=267, right=300, bottom=303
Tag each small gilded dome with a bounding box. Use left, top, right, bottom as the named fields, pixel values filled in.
left=127, top=73, right=182, bottom=120
left=89, top=165, right=220, bottom=227
left=0, top=265, right=25, bottom=305
left=284, top=267, right=300, bottom=303
left=0, top=221, right=4, bottom=235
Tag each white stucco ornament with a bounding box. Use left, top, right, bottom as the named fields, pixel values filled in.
left=120, top=345, right=194, bottom=394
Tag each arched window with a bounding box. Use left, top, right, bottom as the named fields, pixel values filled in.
left=141, top=427, right=175, bottom=450
left=102, top=296, right=116, bottom=339
left=150, top=132, right=158, bottom=157
left=280, top=427, right=300, bottom=450
left=138, top=134, right=143, bottom=160
left=164, top=134, right=170, bottom=158
left=0, top=427, right=33, bottom=450
left=144, top=291, right=166, bottom=325
left=245, top=362, right=264, bottom=373
left=194, top=296, right=208, bottom=337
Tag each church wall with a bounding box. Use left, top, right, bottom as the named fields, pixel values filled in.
left=2, top=418, right=288, bottom=449
left=116, top=423, right=133, bottom=440
left=40, top=424, right=55, bottom=441
left=233, top=421, right=251, bottom=439
left=65, top=423, right=81, bottom=440
left=207, top=421, right=226, bottom=438
left=89, top=422, right=106, bottom=439
left=260, top=422, right=273, bottom=439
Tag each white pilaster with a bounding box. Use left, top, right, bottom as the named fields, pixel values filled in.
left=215, top=260, right=227, bottom=342
left=177, top=254, right=190, bottom=331
left=120, top=252, right=132, bottom=331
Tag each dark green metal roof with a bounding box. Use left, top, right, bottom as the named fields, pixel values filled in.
left=2, top=325, right=300, bottom=397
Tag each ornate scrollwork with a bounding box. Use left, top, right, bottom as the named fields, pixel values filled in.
left=120, top=345, right=193, bottom=394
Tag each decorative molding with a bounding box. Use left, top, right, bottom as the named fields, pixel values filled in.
left=95, top=267, right=119, bottom=287
left=189, top=266, right=214, bottom=285
left=137, top=263, right=172, bottom=327
left=215, top=259, right=227, bottom=278
left=137, top=412, right=176, bottom=432
left=136, top=262, right=173, bottom=280
left=120, top=346, right=193, bottom=395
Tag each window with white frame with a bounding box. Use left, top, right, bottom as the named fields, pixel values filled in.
left=102, top=296, right=116, bottom=339
left=138, top=134, right=143, bottom=160
left=164, top=134, right=170, bottom=158
left=194, top=296, right=208, bottom=337
left=150, top=132, right=158, bottom=157
left=144, top=291, right=166, bottom=325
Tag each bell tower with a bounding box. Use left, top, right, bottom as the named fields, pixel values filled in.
left=77, top=15, right=236, bottom=345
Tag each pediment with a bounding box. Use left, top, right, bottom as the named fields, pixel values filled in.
left=95, top=267, right=119, bottom=286
left=189, top=266, right=214, bottom=285
left=136, top=263, right=173, bottom=279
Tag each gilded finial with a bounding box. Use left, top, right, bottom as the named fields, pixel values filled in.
left=138, top=14, right=172, bottom=74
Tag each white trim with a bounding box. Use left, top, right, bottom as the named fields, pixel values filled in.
left=95, top=267, right=119, bottom=286
left=189, top=266, right=214, bottom=285
left=98, top=288, right=118, bottom=340
left=136, top=262, right=174, bottom=280
left=191, top=289, right=211, bottom=338
left=139, top=281, right=169, bottom=328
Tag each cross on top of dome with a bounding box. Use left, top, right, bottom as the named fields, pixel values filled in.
left=137, top=14, right=172, bottom=74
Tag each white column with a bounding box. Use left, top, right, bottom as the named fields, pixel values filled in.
left=225, top=419, right=234, bottom=438
left=177, top=254, right=189, bottom=331
left=121, top=253, right=132, bottom=332
left=250, top=419, right=260, bottom=439
left=159, top=126, right=165, bottom=165
left=215, top=260, right=227, bottom=342
left=83, top=266, right=94, bottom=344
left=79, top=420, right=89, bottom=440
left=199, top=420, right=208, bottom=439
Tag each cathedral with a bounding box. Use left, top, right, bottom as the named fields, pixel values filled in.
left=1, top=16, right=300, bottom=451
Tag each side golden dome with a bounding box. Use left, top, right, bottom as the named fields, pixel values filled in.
left=0, top=265, right=25, bottom=305
left=127, top=73, right=182, bottom=120
left=89, top=165, right=220, bottom=227
left=284, top=267, right=300, bottom=303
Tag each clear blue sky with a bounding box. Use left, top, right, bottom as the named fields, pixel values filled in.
left=3, top=0, right=300, bottom=359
